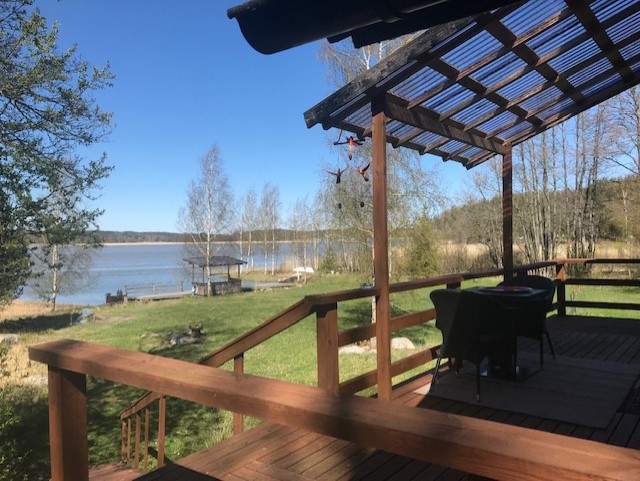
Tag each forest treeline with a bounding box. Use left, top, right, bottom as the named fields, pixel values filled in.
left=95, top=173, right=639, bottom=249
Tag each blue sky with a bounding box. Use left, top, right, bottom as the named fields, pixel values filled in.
left=37, top=0, right=469, bottom=232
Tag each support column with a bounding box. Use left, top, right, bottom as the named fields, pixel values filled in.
left=48, top=367, right=88, bottom=481
left=372, top=97, right=392, bottom=401
left=502, top=144, right=514, bottom=280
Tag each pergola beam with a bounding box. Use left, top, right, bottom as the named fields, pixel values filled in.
left=384, top=94, right=506, bottom=154
left=304, top=17, right=476, bottom=129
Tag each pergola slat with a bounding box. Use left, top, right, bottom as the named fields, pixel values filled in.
left=304, top=0, right=640, bottom=168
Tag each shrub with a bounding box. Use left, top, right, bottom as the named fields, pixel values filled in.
left=0, top=385, right=49, bottom=481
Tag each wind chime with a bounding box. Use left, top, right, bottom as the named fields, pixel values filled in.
left=328, top=131, right=369, bottom=209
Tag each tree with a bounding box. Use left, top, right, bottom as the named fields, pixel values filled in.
left=178, top=144, right=233, bottom=296
left=463, top=158, right=504, bottom=269
left=0, top=0, right=113, bottom=307
left=30, top=156, right=110, bottom=310
left=238, top=187, right=258, bottom=271
left=319, top=37, right=445, bottom=276
left=611, top=86, right=640, bottom=243
left=258, top=182, right=280, bottom=275
left=401, top=215, right=439, bottom=278
left=612, top=86, right=640, bottom=176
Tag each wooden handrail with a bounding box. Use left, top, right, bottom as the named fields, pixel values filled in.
left=121, top=299, right=315, bottom=419
left=117, top=257, right=639, bottom=470
left=304, top=285, right=381, bottom=305
left=31, top=339, right=640, bottom=481
left=389, top=275, right=464, bottom=293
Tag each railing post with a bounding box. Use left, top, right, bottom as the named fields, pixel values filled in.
left=234, top=354, right=245, bottom=435
left=126, top=418, right=131, bottom=464
left=143, top=407, right=150, bottom=471
left=48, top=366, right=88, bottom=481
left=134, top=412, right=141, bottom=469
left=555, top=262, right=567, bottom=316
left=316, top=303, right=339, bottom=392
left=446, top=281, right=461, bottom=290
left=157, top=397, right=166, bottom=467
left=121, top=420, right=127, bottom=463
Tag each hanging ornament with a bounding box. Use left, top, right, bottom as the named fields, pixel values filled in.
left=356, top=163, right=370, bottom=182
left=346, top=136, right=362, bottom=160
left=333, top=131, right=364, bottom=160
left=326, top=166, right=346, bottom=184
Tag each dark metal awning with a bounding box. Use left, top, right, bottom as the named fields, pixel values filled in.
left=227, top=0, right=520, bottom=54
left=303, top=0, right=640, bottom=168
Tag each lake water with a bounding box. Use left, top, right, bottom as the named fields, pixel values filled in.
left=19, top=243, right=311, bottom=306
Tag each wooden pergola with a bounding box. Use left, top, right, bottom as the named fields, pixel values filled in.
left=232, top=0, right=640, bottom=400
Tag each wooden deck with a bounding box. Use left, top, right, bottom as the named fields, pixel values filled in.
left=93, top=313, right=640, bottom=481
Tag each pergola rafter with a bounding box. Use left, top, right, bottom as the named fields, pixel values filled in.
left=304, top=0, right=640, bottom=167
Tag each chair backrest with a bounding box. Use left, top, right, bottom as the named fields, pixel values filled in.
left=430, top=289, right=460, bottom=347
left=500, top=274, right=556, bottom=308
left=430, top=289, right=509, bottom=361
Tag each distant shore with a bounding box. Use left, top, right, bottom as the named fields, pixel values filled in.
left=102, top=241, right=186, bottom=246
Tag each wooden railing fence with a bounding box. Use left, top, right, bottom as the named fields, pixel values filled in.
left=31, top=338, right=640, bottom=481
left=114, top=258, right=639, bottom=472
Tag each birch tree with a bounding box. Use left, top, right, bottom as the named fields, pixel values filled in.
left=239, top=187, right=258, bottom=270
left=259, top=182, right=280, bottom=275
left=31, top=156, right=110, bottom=310
left=178, top=144, right=232, bottom=296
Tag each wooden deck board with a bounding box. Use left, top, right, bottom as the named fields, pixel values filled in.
left=96, top=315, right=640, bottom=481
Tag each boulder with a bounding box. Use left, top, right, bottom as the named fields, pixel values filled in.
left=339, top=344, right=369, bottom=354
left=391, top=337, right=415, bottom=350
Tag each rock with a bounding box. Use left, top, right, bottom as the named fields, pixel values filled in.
left=170, top=333, right=199, bottom=346
left=339, top=344, right=369, bottom=354
left=0, top=334, right=19, bottom=345
left=391, top=337, right=415, bottom=350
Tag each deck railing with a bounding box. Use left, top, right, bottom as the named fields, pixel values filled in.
left=114, top=258, right=638, bottom=473
left=31, top=338, right=640, bottom=481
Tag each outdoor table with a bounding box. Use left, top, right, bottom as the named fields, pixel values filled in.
left=465, top=286, right=546, bottom=381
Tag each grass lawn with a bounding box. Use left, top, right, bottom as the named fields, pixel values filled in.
left=0, top=273, right=637, bottom=480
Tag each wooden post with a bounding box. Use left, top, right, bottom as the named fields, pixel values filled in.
left=143, top=407, right=150, bottom=471
left=234, top=354, right=245, bottom=434
left=157, top=397, right=166, bottom=467
left=555, top=262, right=567, bottom=316
left=134, top=412, right=141, bottom=469
left=48, top=367, right=88, bottom=481
left=372, top=97, right=392, bottom=401
left=121, top=420, right=127, bottom=463
left=126, top=418, right=131, bottom=464
left=316, top=303, right=339, bottom=392
left=502, top=144, right=514, bottom=280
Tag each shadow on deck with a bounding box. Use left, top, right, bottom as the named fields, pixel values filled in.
left=101, top=313, right=640, bottom=481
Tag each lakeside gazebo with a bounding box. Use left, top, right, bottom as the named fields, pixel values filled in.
left=183, top=255, right=247, bottom=296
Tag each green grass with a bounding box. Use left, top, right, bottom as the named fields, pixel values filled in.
left=0, top=273, right=637, bottom=480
